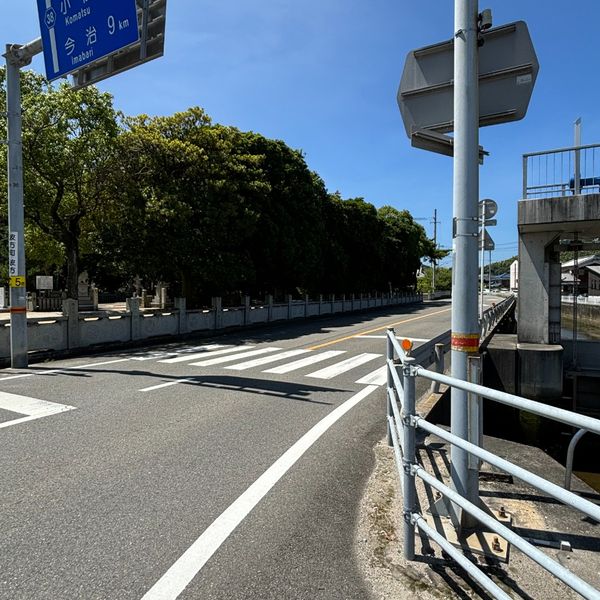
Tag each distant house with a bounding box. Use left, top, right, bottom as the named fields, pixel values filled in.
left=561, top=254, right=600, bottom=295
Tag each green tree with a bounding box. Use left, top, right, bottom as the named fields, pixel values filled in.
left=0, top=67, right=120, bottom=299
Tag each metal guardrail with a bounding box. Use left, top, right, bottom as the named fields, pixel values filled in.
left=385, top=299, right=600, bottom=599
left=523, top=143, right=600, bottom=199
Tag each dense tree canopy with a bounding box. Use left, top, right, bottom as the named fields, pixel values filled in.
left=1, top=69, right=441, bottom=306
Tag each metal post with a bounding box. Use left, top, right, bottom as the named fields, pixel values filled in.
left=386, top=328, right=395, bottom=447
left=450, top=0, right=480, bottom=521
left=5, top=47, right=28, bottom=368
left=488, top=249, right=492, bottom=292
left=430, top=343, right=444, bottom=394
left=574, top=118, right=581, bottom=195
left=465, top=355, right=482, bottom=528
left=401, top=356, right=417, bottom=560
left=479, top=200, right=485, bottom=318
left=522, top=154, right=528, bottom=198
left=432, top=208, right=438, bottom=294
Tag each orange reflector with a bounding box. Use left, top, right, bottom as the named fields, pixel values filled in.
left=401, top=338, right=413, bottom=352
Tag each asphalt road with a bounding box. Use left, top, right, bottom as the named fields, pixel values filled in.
left=0, top=299, right=455, bottom=599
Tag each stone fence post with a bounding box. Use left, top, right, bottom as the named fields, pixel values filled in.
left=174, top=297, right=187, bottom=334
left=212, top=297, right=222, bottom=330
left=62, top=299, right=79, bottom=349
left=126, top=297, right=141, bottom=340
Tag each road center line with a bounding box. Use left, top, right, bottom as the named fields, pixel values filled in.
left=306, top=306, right=451, bottom=350
left=139, top=379, right=195, bottom=392
left=140, top=384, right=380, bottom=600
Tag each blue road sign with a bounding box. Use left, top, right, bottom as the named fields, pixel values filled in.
left=36, top=0, right=140, bottom=82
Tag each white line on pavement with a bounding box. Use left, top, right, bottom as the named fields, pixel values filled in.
left=307, top=353, right=381, bottom=380
left=355, top=365, right=387, bottom=386
left=139, top=379, right=195, bottom=393
left=263, top=350, right=346, bottom=374
left=158, top=345, right=235, bottom=364
left=189, top=347, right=282, bottom=367
left=140, top=384, right=380, bottom=600
left=0, top=391, right=75, bottom=430
left=72, top=358, right=131, bottom=369
left=355, top=335, right=430, bottom=342
left=224, top=349, right=309, bottom=371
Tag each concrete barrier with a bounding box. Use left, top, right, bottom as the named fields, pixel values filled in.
left=0, top=292, right=424, bottom=361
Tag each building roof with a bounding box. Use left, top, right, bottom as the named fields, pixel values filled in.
left=561, top=254, right=600, bottom=270
left=586, top=265, right=600, bottom=276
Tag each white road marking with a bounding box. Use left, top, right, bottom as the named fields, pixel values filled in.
left=307, top=353, right=381, bottom=380
left=189, top=347, right=282, bottom=367
left=71, top=359, right=130, bottom=369
left=355, top=365, right=387, bottom=386
left=0, top=358, right=129, bottom=382
left=224, top=349, right=309, bottom=371
left=263, top=350, right=346, bottom=374
left=0, top=391, right=75, bottom=429
left=140, top=384, right=380, bottom=600
left=139, top=379, right=195, bottom=392
left=356, top=335, right=430, bottom=342
left=0, top=369, right=64, bottom=381
left=158, top=345, right=234, bottom=364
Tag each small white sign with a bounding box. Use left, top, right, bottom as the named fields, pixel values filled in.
left=8, top=231, right=18, bottom=277
left=0, top=287, right=5, bottom=309
left=36, top=276, right=54, bottom=290
left=516, top=74, right=533, bottom=86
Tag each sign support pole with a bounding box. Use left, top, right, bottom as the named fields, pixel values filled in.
left=479, top=201, right=486, bottom=318
left=4, top=40, right=42, bottom=368
left=450, top=0, right=480, bottom=530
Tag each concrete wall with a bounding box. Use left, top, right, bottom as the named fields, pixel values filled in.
left=0, top=292, right=423, bottom=361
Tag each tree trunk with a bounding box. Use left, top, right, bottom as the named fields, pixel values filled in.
left=65, top=241, right=80, bottom=301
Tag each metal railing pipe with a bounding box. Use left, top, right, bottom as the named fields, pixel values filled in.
left=387, top=387, right=404, bottom=454
left=402, top=357, right=417, bottom=560
left=387, top=415, right=404, bottom=492
left=386, top=328, right=395, bottom=447
left=414, top=466, right=600, bottom=600
left=387, top=331, right=409, bottom=363
left=565, top=429, right=589, bottom=491
left=412, top=516, right=512, bottom=600
left=387, top=358, right=404, bottom=396
left=414, top=367, right=600, bottom=436
left=414, top=417, right=600, bottom=523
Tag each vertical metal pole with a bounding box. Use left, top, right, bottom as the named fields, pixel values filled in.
left=5, top=48, right=28, bottom=368
left=574, top=118, right=581, bottom=195
left=432, top=208, right=437, bottom=294
left=386, top=328, right=394, bottom=447
left=465, top=355, right=482, bottom=528
left=573, top=233, right=579, bottom=368
left=488, top=249, right=492, bottom=292
left=479, top=201, right=485, bottom=318
left=401, top=356, right=416, bottom=560
left=522, top=154, right=528, bottom=198
left=450, top=0, right=480, bottom=520
left=430, top=343, right=444, bottom=394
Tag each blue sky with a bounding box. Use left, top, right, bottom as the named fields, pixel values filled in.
left=3, top=1, right=600, bottom=268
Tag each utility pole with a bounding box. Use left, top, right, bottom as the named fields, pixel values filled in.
left=431, top=208, right=440, bottom=294
left=479, top=200, right=486, bottom=318
left=4, top=39, right=43, bottom=368
left=450, top=0, right=480, bottom=528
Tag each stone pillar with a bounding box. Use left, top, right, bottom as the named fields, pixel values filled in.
left=304, top=294, right=309, bottom=318
left=212, top=297, right=223, bottom=330
left=517, top=231, right=561, bottom=344
left=244, top=295, right=251, bottom=326
left=287, top=295, right=293, bottom=319
left=266, top=294, right=273, bottom=322
left=62, top=299, right=79, bottom=349
left=91, top=287, right=99, bottom=311
left=126, top=297, right=141, bottom=340
left=174, top=297, right=188, bottom=334
left=318, top=294, right=323, bottom=315
left=341, top=293, right=346, bottom=312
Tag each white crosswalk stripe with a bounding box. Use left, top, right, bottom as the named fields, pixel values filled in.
left=189, top=347, right=283, bottom=367
left=0, top=391, right=75, bottom=429
left=225, top=349, right=309, bottom=371
left=263, top=350, right=346, bottom=374
left=158, top=345, right=236, bottom=364
left=355, top=365, right=387, bottom=386
left=307, top=353, right=381, bottom=380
